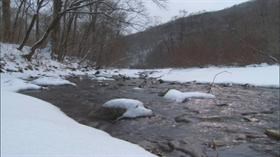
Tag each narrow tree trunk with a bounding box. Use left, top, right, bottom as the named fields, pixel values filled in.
left=18, top=0, right=44, bottom=50
left=17, top=14, right=38, bottom=50
left=78, top=9, right=98, bottom=56
left=0, top=3, right=2, bottom=41
left=50, top=0, right=62, bottom=58
left=35, top=16, right=40, bottom=40
left=60, top=14, right=75, bottom=61
left=96, top=42, right=105, bottom=67
left=2, top=0, right=11, bottom=42
left=57, top=0, right=69, bottom=59
left=17, top=0, right=27, bottom=42
left=70, top=14, right=78, bottom=53
left=35, top=0, right=40, bottom=41
left=12, top=0, right=25, bottom=41
left=24, top=14, right=62, bottom=61
left=77, top=23, right=93, bottom=56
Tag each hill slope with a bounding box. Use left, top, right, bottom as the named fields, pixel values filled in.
left=111, top=0, right=279, bottom=68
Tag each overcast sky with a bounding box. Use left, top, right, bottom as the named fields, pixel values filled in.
left=145, top=0, right=250, bottom=25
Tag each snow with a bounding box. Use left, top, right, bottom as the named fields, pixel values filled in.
left=90, top=76, right=115, bottom=81
left=1, top=91, right=157, bottom=157
left=94, top=64, right=279, bottom=87
left=31, top=76, right=76, bottom=86
left=133, top=87, right=144, bottom=90
left=1, top=75, right=41, bottom=92
left=2, top=43, right=279, bottom=88
left=0, top=42, right=279, bottom=156
left=1, top=43, right=157, bottom=156
left=150, top=65, right=279, bottom=87
left=164, top=89, right=216, bottom=103
left=103, top=99, right=153, bottom=118
left=0, top=43, right=96, bottom=80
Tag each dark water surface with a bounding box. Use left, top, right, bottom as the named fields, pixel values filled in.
left=21, top=77, right=280, bottom=157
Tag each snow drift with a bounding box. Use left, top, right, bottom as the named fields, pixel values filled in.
left=1, top=92, right=156, bottom=157
left=31, top=76, right=76, bottom=86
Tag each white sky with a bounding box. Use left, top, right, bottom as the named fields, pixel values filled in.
left=145, top=0, right=250, bottom=25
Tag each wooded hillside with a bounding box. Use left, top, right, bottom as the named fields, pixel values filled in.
left=113, top=0, right=279, bottom=68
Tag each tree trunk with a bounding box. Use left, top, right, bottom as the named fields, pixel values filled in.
left=24, top=13, right=63, bottom=61
left=17, top=14, right=38, bottom=50
left=50, top=0, right=62, bottom=58
left=17, top=0, right=27, bottom=42
left=60, top=14, right=75, bottom=61
left=35, top=0, right=40, bottom=41
left=77, top=6, right=98, bottom=57
left=18, top=0, right=44, bottom=50
left=2, top=0, right=11, bottom=42
left=12, top=0, right=25, bottom=41
left=35, top=16, right=40, bottom=40
left=57, top=0, right=69, bottom=58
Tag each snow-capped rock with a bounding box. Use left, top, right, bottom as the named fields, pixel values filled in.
left=102, top=98, right=153, bottom=118
left=164, top=89, right=215, bottom=103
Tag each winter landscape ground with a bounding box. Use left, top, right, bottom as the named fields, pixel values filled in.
left=1, top=0, right=279, bottom=157
left=1, top=43, right=279, bottom=157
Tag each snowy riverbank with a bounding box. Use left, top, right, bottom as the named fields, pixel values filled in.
left=1, top=43, right=279, bottom=156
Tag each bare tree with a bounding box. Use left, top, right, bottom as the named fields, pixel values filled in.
left=22, top=0, right=167, bottom=61
left=12, top=0, right=26, bottom=41
left=17, top=0, right=46, bottom=50
left=24, top=0, right=103, bottom=61
left=17, top=0, right=33, bottom=42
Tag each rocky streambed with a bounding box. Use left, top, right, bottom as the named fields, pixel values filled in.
left=21, top=77, right=280, bottom=157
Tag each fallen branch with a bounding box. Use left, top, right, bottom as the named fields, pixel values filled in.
left=208, top=71, right=231, bottom=93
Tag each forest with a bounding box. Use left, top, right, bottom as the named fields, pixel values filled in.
left=2, top=0, right=278, bottom=68
left=0, top=0, right=165, bottom=66
left=116, top=0, right=279, bottom=68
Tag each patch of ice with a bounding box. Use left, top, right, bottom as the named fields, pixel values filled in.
left=31, top=77, right=76, bottom=86
left=164, top=89, right=215, bottom=103
left=103, top=99, right=153, bottom=118
left=1, top=91, right=156, bottom=157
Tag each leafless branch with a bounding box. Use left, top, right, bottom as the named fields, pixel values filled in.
left=208, top=71, right=231, bottom=93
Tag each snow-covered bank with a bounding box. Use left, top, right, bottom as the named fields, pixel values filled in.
left=1, top=42, right=279, bottom=157
left=31, top=76, right=76, bottom=86
left=1, top=76, right=42, bottom=92
left=99, top=64, right=279, bottom=87
left=1, top=43, right=157, bottom=156
left=1, top=92, right=156, bottom=157
left=0, top=43, right=95, bottom=78
left=1, top=43, right=279, bottom=89
left=153, top=65, right=279, bottom=87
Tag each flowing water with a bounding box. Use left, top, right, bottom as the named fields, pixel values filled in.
left=22, top=77, right=280, bottom=157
